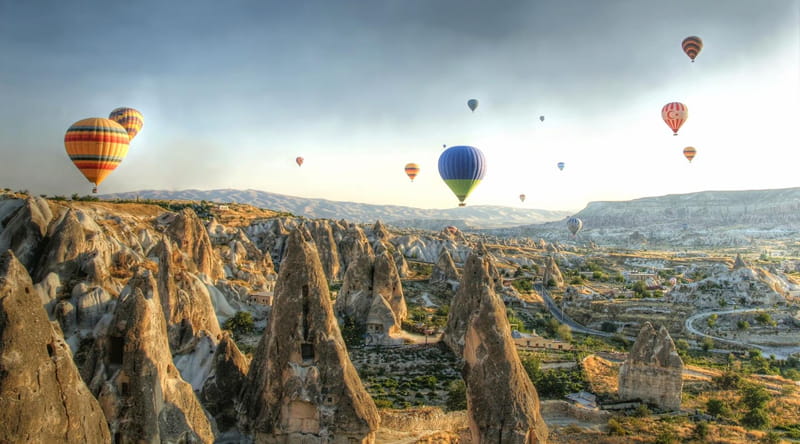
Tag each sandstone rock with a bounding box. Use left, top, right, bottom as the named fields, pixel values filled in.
left=618, top=322, right=683, bottom=410
left=83, top=269, right=215, bottom=443
left=201, top=332, right=249, bottom=431
left=734, top=253, right=747, bottom=269
left=443, top=253, right=548, bottom=443
left=544, top=256, right=564, bottom=289
left=430, top=248, right=460, bottom=285
left=372, top=250, right=406, bottom=325
left=370, top=220, right=391, bottom=242
left=335, top=253, right=375, bottom=323
left=0, top=197, right=53, bottom=271
left=392, top=248, right=410, bottom=278
left=339, top=224, right=373, bottom=272
left=240, top=228, right=379, bottom=443
left=304, top=219, right=342, bottom=282
left=0, top=251, right=111, bottom=443
left=165, top=208, right=224, bottom=280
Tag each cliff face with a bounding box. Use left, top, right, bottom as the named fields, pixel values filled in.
left=618, top=322, right=684, bottom=410
left=240, top=228, right=379, bottom=443
left=0, top=251, right=111, bottom=443
left=443, top=252, right=548, bottom=443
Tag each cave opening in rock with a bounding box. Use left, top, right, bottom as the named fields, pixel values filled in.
left=301, top=343, right=314, bottom=362
left=109, top=336, right=124, bottom=365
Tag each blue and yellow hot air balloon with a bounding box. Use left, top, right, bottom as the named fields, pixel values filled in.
left=64, top=118, right=130, bottom=193
left=108, top=107, right=143, bottom=141
left=467, top=99, right=479, bottom=112
left=438, top=145, right=486, bottom=207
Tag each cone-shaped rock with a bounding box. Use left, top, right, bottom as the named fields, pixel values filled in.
left=338, top=225, right=373, bottom=272
left=201, top=332, right=249, bottom=431
left=734, top=253, right=747, bottom=269
left=0, top=251, right=111, bottom=443
left=430, top=248, right=460, bottom=284
left=372, top=250, right=406, bottom=325
left=165, top=208, right=224, bottom=280
left=618, top=322, right=683, bottom=410
left=544, top=256, right=564, bottom=289
left=0, top=196, right=53, bottom=271
left=443, top=253, right=548, bottom=443
left=304, top=220, right=342, bottom=282
left=371, top=220, right=391, bottom=241
left=82, top=269, right=215, bottom=443
left=240, top=228, right=379, bottom=443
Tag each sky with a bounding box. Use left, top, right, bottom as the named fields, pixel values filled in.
left=1, top=0, right=798, bottom=212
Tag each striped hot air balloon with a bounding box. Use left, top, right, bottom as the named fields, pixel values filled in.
left=683, top=146, right=697, bottom=162
left=681, top=36, right=703, bottom=62
left=296, top=156, right=304, bottom=167
left=64, top=118, right=130, bottom=193
left=438, top=145, right=486, bottom=207
left=661, top=102, right=688, bottom=136
left=108, top=107, right=143, bottom=141
left=566, top=216, right=583, bottom=236
left=404, top=163, right=420, bottom=182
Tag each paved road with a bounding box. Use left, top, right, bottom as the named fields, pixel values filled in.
left=684, top=308, right=800, bottom=360
left=534, top=284, right=634, bottom=340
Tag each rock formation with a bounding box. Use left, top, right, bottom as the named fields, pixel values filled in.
left=201, top=332, right=249, bottom=431
left=370, top=220, right=391, bottom=242
left=304, top=219, right=342, bottom=282
left=544, top=256, right=564, bottom=289
left=734, top=253, right=747, bottom=269
left=430, top=248, right=460, bottom=285
left=618, top=322, right=684, bottom=410
left=442, top=252, right=548, bottom=443
left=81, top=269, right=215, bottom=443
left=240, top=228, right=379, bottom=443
left=0, top=251, right=111, bottom=443
left=163, top=208, right=224, bottom=280
left=338, top=224, right=373, bottom=272
left=0, top=196, right=53, bottom=271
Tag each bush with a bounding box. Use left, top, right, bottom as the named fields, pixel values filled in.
left=706, top=398, right=730, bottom=417
left=740, top=407, right=770, bottom=429
left=713, top=371, right=742, bottom=390
left=740, top=384, right=771, bottom=410
left=737, top=320, right=750, bottom=330
left=445, top=380, right=466, bottom=411
left=759, top=431, right=781, bottom=444
left=632, top=404, right=651, bottom=417
left=707, top=314, right=718, bottom=328
left=701, top=337, right=714, bottom=352
left=222, top=311, right=254, bottom=338
left=693, top=421, right=709, bottom=440
left=600, top=321, right=617, bottom=333
left=607, top=418, right=626, bottom=436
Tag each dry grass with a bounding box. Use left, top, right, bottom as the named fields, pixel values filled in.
left=582, top=354, right=619, bottom=396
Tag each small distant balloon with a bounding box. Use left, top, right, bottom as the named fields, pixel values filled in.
left=404, top=163, right=420, bottom=182
left=467, top=99, right=479, bottom=112
left=683, top=146, right=697, bottom=162
left=669, top=277, right=678, bottom=286
left=296, top=156, right=304, bottom=167
left=519, top=194, right=526, bottom=202
left=539, top=115, right=545, bottom=122
left=108, top=107, right=143, bottom=141
left=557, top=162, right=565, bottom=171
left=681, top=36, right=703, bottom=62
left=566, top=216, right=583, bottom=236
left=662, top=102, right=688, bottom=136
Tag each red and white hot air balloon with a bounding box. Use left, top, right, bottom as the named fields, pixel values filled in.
left=662, top=102, right=688, bottom=136
left=296, top=156, right=304, bottom=167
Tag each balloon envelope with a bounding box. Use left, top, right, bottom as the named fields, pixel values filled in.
left=681, top=36, right=703, bottom=62
left=662, top=102, right=688, bottom=135
left=557, top=162, right=565, bottom=171
left=108, top=107, right=143, bottom=141
left=519, top=194, right=526, bottom=202
left=566, top=217, right=583, bottom=236
left=296, top=156, right=304, bottom=167
left=404, top=163, right=420, bottom=181
left=539, top=115, right=545, bottom=122
left=64, top=117, right=130, bottom=190
left=467, top=99, right=478, bottom=112
left=683, top=146, right=697, bottom=162
left=438, top=145, right=486, bottom=206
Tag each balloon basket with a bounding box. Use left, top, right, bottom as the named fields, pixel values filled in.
left=92, top=187, right=98, bottom=194
left=459, top=203, right=466, bottom=207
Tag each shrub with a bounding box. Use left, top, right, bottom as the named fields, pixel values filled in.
left=222, top=311, right=254, bottom=338
left=740, top=407, right=770, bottom=429
left=632, top=404, right=651, bottom=417
left=607, top=418, right=626, bottom=436
left=713, top=371, right=742, bottom=390
left=693, top=421, right=709, bottom=440
left=706, top=398, right=730, bottom=417
left=600, top=321, right=617, bottom=333
left=445, top=380, right=466, bottom=411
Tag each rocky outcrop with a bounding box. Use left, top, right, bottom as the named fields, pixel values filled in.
left=82, top=269, right=215, bottom=443
left=201, top=332, right=249, bottom=431
left=430, top=248, right=460, bottom=285
left=163, top=208, right=224, bottom=280
left=0, top=251, right=111, bottom=443
left=392, top=249, right=410, bottom=278
left=240, top=228, right=379, bottom=443
left=0, top=196, right=53, bottom=271
left=370, top=220, right=391, bottom=242
left=618, top=322, right=683, bottom=410
left=304, top=219, right=342, bottom=282
left=442, top=253, right=548, bottom=443
left=544, top=256, right=564, bottom=289
left=734, top=253, right=747, bottom=269
left=338, top=224, right=373, bottom=272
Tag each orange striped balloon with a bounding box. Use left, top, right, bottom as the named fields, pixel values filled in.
left=108, top=107, right=143, bottom=141
left=681, top=36, right=703, bottom=62
left=661, top=102, right=688, bottom=135
left=64, top=118, right=130, bottom=192
left=404, top=163, right=420, bottom=182
left=683, top=146, right=697, bottom=162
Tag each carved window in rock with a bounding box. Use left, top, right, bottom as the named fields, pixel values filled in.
left=121, top=382, right=130, bottom=396
left=301, top=343, right=314, bottom=362
left=109, top=336, right=124, bottom=365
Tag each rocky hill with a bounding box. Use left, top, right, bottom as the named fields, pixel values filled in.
left=102, top=188, right=570, bottom=229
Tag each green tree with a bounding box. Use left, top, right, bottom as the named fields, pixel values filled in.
left=222, top=311, right=254, bottom=338
left=693, top=421, right=709, bottom=441
left=737, top=320, right=750, bottom=330
left=740, top=407, right=770, bottom=429
left=706, top=398, right=730, bottom=418
left=600, top=321, right=617, bottom=333
left=707, top=313, right=718, bottom=328
left=556, top=324, right=573, bottom=342
left=701, top=337, right=714, bottom=352
left=740, top=384, right=771, bottom=410
left=445, top=380, right=467, bottom=411
left=755, top=312, right=776, bottom=326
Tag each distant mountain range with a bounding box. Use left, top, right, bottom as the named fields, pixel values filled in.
left=102, top=189, right=571, bottom=229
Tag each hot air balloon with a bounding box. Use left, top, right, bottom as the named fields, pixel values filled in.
left=467, top=99, right=479, bottom=112
left=681, top=36, right=703, bottom=62
left=438, top=145, right=486, bottom=207
left=539, top=115, right=545, bottom=122
left=445, top=226, right=458, bottom=235
left=64, top=118, right=130, bottom=193
left=405, top=163, right=420, bottom=182
left=566, top=216, right=583, bottom=236
left=108, top=107, right=143, bottom=141
left=519, top=194, right=526, bottom=202
left=683, top=146, right=697, bottom=162
left=662, top=102, right=688, bottom=136
left=557, top=162, right=565, bottom=171
left=296, top=156, right=304, bottom=167
left=669, top=277, right=678, bottom=286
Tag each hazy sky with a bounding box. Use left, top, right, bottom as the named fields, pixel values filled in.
left=1, top=0, right=798, bottom=211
